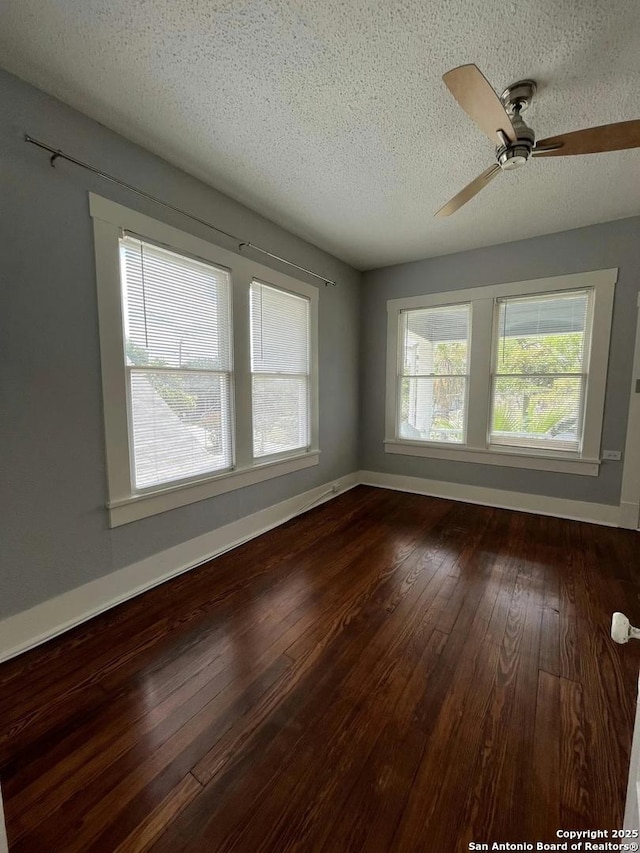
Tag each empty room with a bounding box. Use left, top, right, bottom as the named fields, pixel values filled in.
left=2, top=1, right=640, bottom=851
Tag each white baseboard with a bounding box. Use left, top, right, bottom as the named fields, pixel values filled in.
left=359, top=470, right=621, bottom=528
left=0, top=473, right=359, bottom=665
left=620, top=501, right=640, bottom=531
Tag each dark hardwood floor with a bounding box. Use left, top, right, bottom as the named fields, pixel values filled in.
left=1, top=486, right=640, bottom=852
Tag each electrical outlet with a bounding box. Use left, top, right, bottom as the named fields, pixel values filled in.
left=603, top=450, right=622, bottom=461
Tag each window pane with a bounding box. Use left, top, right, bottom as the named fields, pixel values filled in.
left=120, top=237, right=232, bottom=371
left=490, top=375, right=584, bottom=451
left=130, top=370, right=233, bottom=489
left=251, top=282, right=309, bottom=374
left=402, top=304, right=470, bottom=376
left=252, top=376, right=309, bottom=457
left=494, top=291, right=589, bottom=375
left=400, top=377, right=466, bottom=443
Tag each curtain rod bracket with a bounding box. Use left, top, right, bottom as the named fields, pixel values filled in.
left=50, top=151, right=61, bottom=168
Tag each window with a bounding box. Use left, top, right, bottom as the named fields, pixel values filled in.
left=250, top=281, right=311, bottom=458
left=120, top=236, right=233, bottom=489
left=490, top=290, right=590, bottom=453
left=398, top=304, right=470, bottom=444
left=91, top=195, right=319, bottom=526
left=385, top=270, right=616, bottom=475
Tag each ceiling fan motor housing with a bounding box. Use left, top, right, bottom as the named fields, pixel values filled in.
left=496, top=112, right=536, bottom=170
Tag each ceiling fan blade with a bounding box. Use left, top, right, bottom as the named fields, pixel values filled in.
left=435, top=164, right=502, bottom=218
left=533, top=120, right=640, bottom=156
left=443, top=65, right=517, bottom=145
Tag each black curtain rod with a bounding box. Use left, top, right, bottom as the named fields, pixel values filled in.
left=24, top=134, right=337, bottom=287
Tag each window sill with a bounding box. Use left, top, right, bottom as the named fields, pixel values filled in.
left=107, top=450, right=321, bottom=527
left=384, top=440, right=600, bottom=476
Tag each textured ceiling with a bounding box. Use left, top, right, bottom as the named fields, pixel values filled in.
left=1, top=0, right=640, bottom=269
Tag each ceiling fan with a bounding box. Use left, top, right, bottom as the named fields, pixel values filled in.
left=435, top=64, right=640, bottom=217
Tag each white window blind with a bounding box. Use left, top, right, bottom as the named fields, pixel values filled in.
left=119, top=235, right=233, bottom=489
left=398, top=303, right=470, bottom=443
left=250, top=281, right=310, bottom=458
left=490, top=289, right=591, bottom=452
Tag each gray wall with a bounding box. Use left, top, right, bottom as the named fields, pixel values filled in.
left=0, top=69, right=361, bottom=619
left=361, top=217, right=640, bottom=506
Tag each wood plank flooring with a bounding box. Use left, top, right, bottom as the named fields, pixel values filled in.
left=1, top=486, right=640, bottom=852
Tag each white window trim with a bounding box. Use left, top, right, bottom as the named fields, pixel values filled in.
left=90, top=194, right=320, bottom=527
left=385, top=269, right=617, bottom=476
